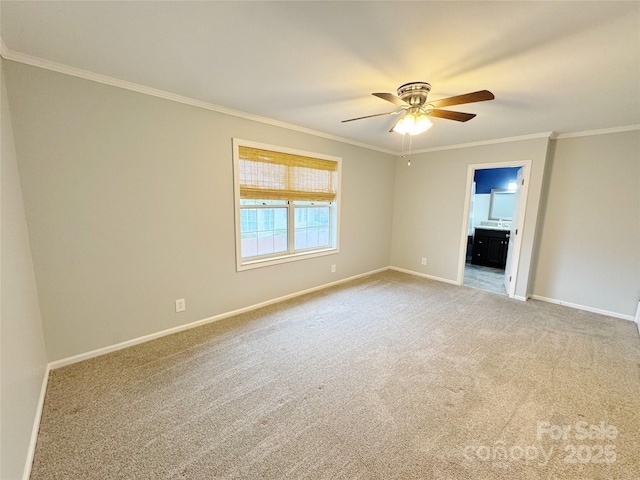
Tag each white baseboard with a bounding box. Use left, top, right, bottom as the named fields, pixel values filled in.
left=47, top=268, right=637, bottom=372
left=389, top=266, right=459, bottom=285
left=48, top=267, right=390, bottom=370
left=23, top=364, right=50, bottom=480
left=390, top=268, right=635, bottom=321
left=529, top=294, right=635, bottom=322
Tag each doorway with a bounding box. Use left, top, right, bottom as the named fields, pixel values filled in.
left=457, top=161, right=531, bottom=298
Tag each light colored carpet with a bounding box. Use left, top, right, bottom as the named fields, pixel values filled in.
left=31, top=270, right=640, bottom=479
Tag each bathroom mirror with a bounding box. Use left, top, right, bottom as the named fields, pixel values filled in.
left=489, top=189, right=516, bottom=220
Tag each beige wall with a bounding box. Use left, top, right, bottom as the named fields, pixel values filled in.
left=389, top=130, right=639, bottom=318
left=1, top=61, right=49, bottom=480
left=3, top=57, right=638, bottom=368
left=532, top=131, right=640, bottom=317
left=390, top=137, right=550, bottom=299
left=3, top=61, right=396, bottom=361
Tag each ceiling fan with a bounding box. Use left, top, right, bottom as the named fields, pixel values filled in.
left=342, top=82, right=494, bottom=135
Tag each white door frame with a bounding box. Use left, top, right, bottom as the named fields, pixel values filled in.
left=456, top=160, right=532, bottom=299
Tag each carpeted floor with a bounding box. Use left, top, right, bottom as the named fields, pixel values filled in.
left=31, top=270, right=640, bottom=479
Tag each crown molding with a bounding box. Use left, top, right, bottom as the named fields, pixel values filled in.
left=0, top=45, right=397, bottom=156
left=2, top=41, right=637, bottom=158
left=400, top=131, right=555, bottom=156
left=551, top=124, right=640, bottom=140
left=395, top=123, right=640, bottom=156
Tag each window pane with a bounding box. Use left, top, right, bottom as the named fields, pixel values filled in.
left=294, top=207, right=329, bottom=229
left=295, top=229, right=307, bottom=250
left=257, top=209, right=273, bottom=230
left=240, top=206, right=288, bottom=258
left=295, top=207, right=308, bottom=228
left=274, top=209, right=287, bottom=230
left=294, top=206, right=330, bottom=251
left=318, top=228, right=329, bottom=245
left=240, top=209, right=257, bottom=233
left=257, top=231, right=274, bottom=256
left=306, top=227, right=319, bottom=247
left=274, top=229, right=288, bottom=252
left=240, top=232, right=258, bottom=258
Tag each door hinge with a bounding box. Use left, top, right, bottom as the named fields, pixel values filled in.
left=509, top=276, right=512, bottom=282
left=515, top=229, right=518, bottom=235
left=522, top=179, right=525, bottom=186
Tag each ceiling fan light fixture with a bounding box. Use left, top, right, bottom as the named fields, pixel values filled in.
left=393, top=107, right=433, bottom=135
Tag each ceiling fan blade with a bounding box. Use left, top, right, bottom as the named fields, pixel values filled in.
left=429, top=90, right=494, bottom=108
left=429, top=109, right=477, bottom=122
left=372, top=92, right=409, bottom=107
left=341, top=111, right=400, bottom=123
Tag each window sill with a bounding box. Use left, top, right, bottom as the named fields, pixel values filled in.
left=237, top=247, right=338, bottom=271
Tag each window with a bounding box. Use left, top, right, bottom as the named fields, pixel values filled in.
left=233, top=139, right=341, bottom=270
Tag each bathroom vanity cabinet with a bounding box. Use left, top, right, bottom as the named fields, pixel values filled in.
left=471, top=228, right=509, bottom=269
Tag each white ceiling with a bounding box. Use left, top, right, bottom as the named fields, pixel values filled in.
left=1, top=1, right=639, bottom=153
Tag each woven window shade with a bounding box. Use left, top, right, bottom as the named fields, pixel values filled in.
left=239, top=146, right=338, bottom=201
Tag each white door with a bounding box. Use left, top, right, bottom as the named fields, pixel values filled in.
left=503, top=167, right=523, bottom=296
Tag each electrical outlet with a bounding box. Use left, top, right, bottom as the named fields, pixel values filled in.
left=175, top=298, right=186, bottom=312
left=421, top=258, right=427, bottom=265
left=331, top=264, right=336, bottom=273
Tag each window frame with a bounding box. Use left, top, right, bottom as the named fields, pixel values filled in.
left=232, top=139, right=341, bottom=271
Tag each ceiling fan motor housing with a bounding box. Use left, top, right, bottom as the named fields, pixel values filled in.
left=397, top=82, right=431, bottom=106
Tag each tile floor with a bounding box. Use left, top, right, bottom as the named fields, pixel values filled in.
left=463, top=263, right=507, bottom=295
